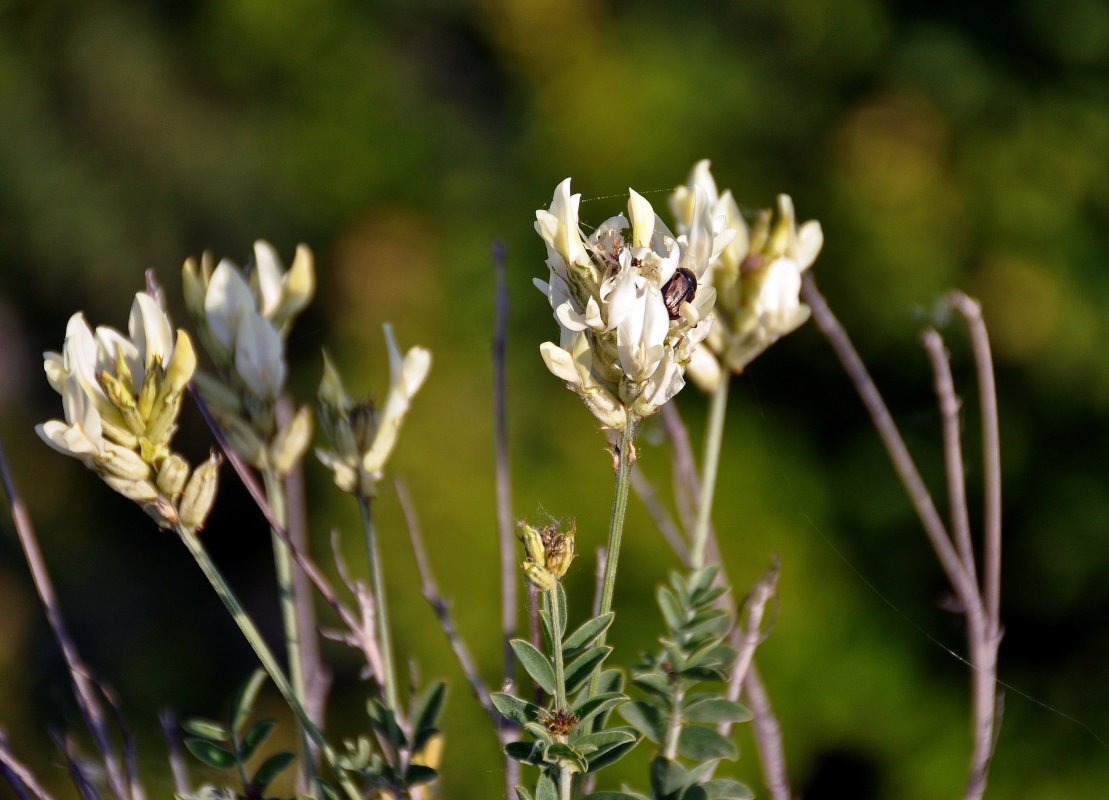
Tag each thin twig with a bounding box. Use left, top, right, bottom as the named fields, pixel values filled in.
left=327, top=529, right=386, bottom=684
left=96, top=681, right=145, bottom=800
left=922, top=330, right=979, bottom=598
left=662, top=402, right=701, bottom=544
left=725, top=559, right=779, bottom=716
left=52, top=732, right=103, bottom=800
left=0, top=433, right=131, bottom=800
left=0, top=730, right=54, bottom=800
left=159, top=710, right=189, bottom=795
left=801, top=273, right=975, bottom=603
left=395, top=477, right=500, bottom=727
left=744, top=664, right=791, bottom=800
left=949, top=293, right=1002, bottom=629
left=591, top=546, right=607, bottom=619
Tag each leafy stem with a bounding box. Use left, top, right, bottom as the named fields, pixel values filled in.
left=592, top=414, right=636, bottom=665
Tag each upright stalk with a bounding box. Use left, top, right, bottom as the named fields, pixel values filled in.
left=690, top=377, right=730, bottom=569
left=176, top=527, right=360, bottom=800
left=596, top=415, right=636, bottom=626
left=546, top=587, right=572, bottom=800
left=262, top=468, right=312, bottom=785
left=358, top=493, right=399, bottom=710
left=587, top=414, right=635, bottom=702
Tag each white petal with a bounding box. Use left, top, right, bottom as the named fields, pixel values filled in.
left=539, top=342, right=581, bottom=385
left=128, top=292, right=174, bottom=369
left=401, top=347, right=432, bottom=396
left=793, top=220, right=824, bottom=270
left=627, top=189, right=656, bottom=248
left=252, top=240, right=285, bottom=317
left=43, top=351, right=66, bottom=394
left=205, top=261, right=256, bottom=350
left=234, top=312, right=285, bottom=398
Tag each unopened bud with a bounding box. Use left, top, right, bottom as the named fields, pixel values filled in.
left=157, top=454, right=190, bottom=496
left=182, top=257, right=208, bottom=319
left=98, top=443, right=152, bottom=481
left=143, top=495, right=179, bottom=529
left=274, top=244, right=315, bottom=324
left=179, top=452, right=221, bottom=530
left=523, top=562, right=556, bottom=592
left=270, top=405, right=313, bottom=475
left=518, top=521, right=546, bottom=566
left=219, top=414, right=266, bottom=467
left=102, top=474, right=159, bottom=504
left=136, top=368, right=160, bottom=422
left=163, top=330, right=197, bottom=395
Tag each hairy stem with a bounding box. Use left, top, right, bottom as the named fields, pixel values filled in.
left=691, top=376, right=730, bottom=569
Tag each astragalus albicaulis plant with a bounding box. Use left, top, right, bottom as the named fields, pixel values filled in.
left=1, top=160, right=1003, bottom=800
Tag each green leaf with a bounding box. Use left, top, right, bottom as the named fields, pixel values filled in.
left=492, top=692, right=543, bottom=726
left=564, top=645, right=612, bottom=695
left=404, top=764, right=438, bottom=785
left=251, top=750, right=294, bottom=792
left=412, top=681, right=448, bottom=750
left=184, top=738, right=236, bottom=769
left=316, top=779, right=339, bottom=800
left=677, top=725, right=738, bottom=761
left=539, top=608, right=555, bottom=653
left=571, top=692, right=627, bottom=727
left=702, top=779, right=754, bottom=800
left=586, top=735, right=639, bottom=773
left=574, top=728, right=637, bottom=755
left=679, top=785, right=708, bottom=800
left=595, top=668, right=624, bottom=695
left=632, top=671, right=673, bottom=700
left=689, top=566, right=719, bottom=597
left=181, top=718, right=228, bottom=742
left=691, top=584, right=727, bottom=607
left=651, top=755, right=691, bottom=796
left=367, top=699, right=408, bottom=751
left=547, top=742, right=588, bottom=773
left=231, top=668, right=268, bottom=734
left=523, top=721, right=554, bottom=744
left=683, top=698, right=752, bottom=724
left=515, top=787, right=535, bottom=800
left=619, top=700, right=664, bottom=743
left=656, top=586, right=684, bottom=632
left=511, top=638, right=556, bottom=695
left=554, top=580, right=568, bottom=639
left=239, top=718, right=276, bottom=762
left=505, top=740, right=546, bottom=766
left=563, top=612, right=615, bottom=654
left=536, top=772, right=558, bottom=800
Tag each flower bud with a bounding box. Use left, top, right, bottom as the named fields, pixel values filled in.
left=101, top=475, right=159, bottom=503
left=270, top=404, right=313, bottom=475
left=523, top=562, right=556, bottom=592
left=98, top=443, right=152, bottom=481
left=156, top=454, right=190, bottom=496
left=179, top=452, right=221, bottom=530
left=136, top=367, right=160, bottom=422
left=273, top=244, right=315, bottom=325
left=218, top=414, right=266, bottom=467
left=518, top=521, right=546, bottom=566
left=163, top=330, right=197, bottom=396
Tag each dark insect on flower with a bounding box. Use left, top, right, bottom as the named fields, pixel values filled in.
left=661, top=267, right=697, bottom=319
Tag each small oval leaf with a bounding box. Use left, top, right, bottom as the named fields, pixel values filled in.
left=251, top=750, right=295, bottom=791
left=184, top=738, right=236, bottom=769
left=510, top=639, right=556, bottom=695
left=181, top=718, right=228, bottom=742
left=563, top=612, right=615, bottom=653
left=677, top=725, right=738, bottom=761
left=564, top=645, right=612, bottom=695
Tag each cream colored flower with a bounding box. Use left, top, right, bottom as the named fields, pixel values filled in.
left=535, top=178, right=730, bottom=425
left=36, top=292, right=214, bottom=530
left=672, top=161, right=824, bottom=384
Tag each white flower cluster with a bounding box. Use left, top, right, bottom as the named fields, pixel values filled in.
left=183, top=241, right=315, bottom=472
left=672, top=160, right=824, bottom=388
left=535, top=179, right=732, bottom=427
left=36, top=292, right=218, bottom=530
left=534, top=164, right=824, bottom=418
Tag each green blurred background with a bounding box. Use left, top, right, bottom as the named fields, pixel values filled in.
left=2, top=0, right=1108, bottom=797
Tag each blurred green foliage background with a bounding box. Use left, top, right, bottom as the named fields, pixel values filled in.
left=2, top=0, right=1108, bottom=797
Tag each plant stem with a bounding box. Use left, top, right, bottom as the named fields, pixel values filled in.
left=690, top=376, right=730, bottom=570
left=596, top=415, right=636, bottom=624
left=176, top=527, right=360, bottom=799
left=358, top=492, right=400, bottom=710
left=262, top=468, right=313, bottom=786
left=662, top=682, right=685, bottom=761
left=547, top=588, right=568, bottom=713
